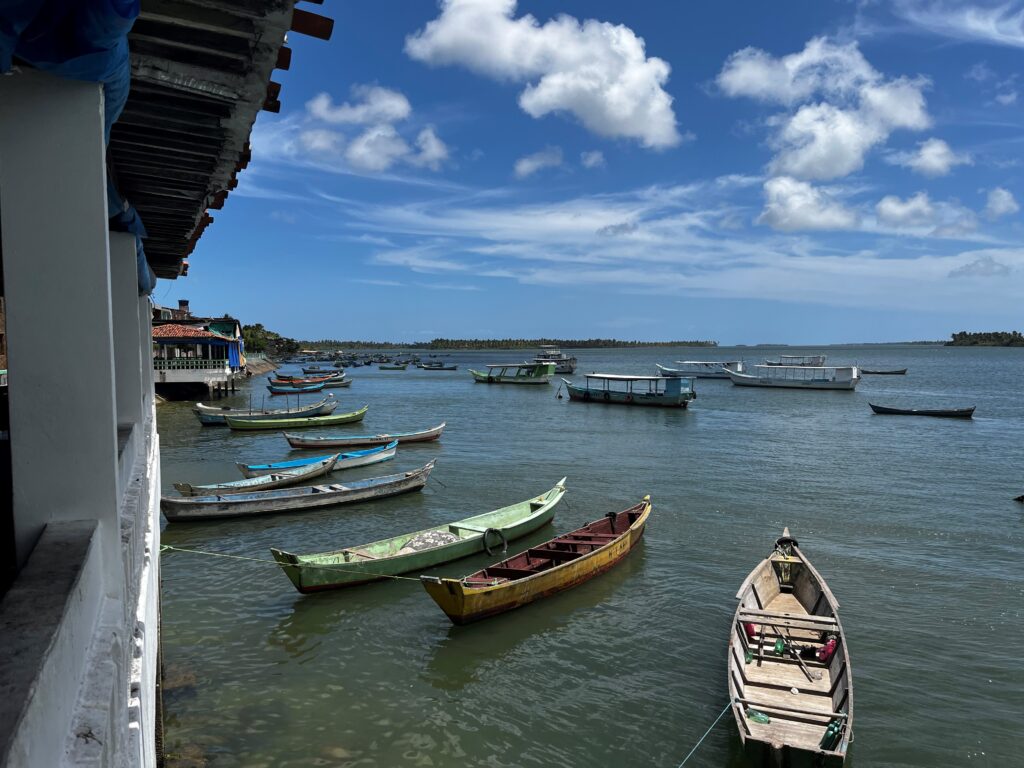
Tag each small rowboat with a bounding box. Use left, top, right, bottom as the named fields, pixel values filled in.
left=284, top=422, right=445, bottom=449
left=225, top=406, right=368, bottom=431
left=161, top=461, right=435, bottom=522
left=729, top=529, right=852, bottom=766
left=321, top=377, right=352, bottom=388
left=421, top=495, right=651, bottom=624
left=869, top=403, right=974, bottom=418
left=268, top=374, right=343, bottom=386
left=421, top=363, right=458, bottom=371
left=237, top=441, right=398, bottom=478
left=379, top=363, right=407, bottom=370
left=192, top=396, right=336, bottom=426
left=272, top=478, right=567, bottom=592
left=859, top=368, right=907, bottom=375
left=267, top=382, right=325, bottom=395
left=302, top=366, right=332, bottom=374
left=173, top=455, right=337, bottom=497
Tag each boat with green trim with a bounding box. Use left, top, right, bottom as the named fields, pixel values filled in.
left=192, top=395, right=337, bottom=425
left=563, top=374, right=696, bottom=407
left=469, top=362, right=555, bottom=384
left=271, top=478, right=567, bottom=592
left=224, top=405, right=368, bottom=431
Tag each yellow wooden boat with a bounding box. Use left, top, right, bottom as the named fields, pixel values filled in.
left=421, top=495, right=651, bottom=624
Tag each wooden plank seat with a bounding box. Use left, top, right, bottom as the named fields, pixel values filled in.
left=526, top=548, right=582, bottom=561
left=482, top=566, right=538, bottom=579
left=734, top=696, right=847, bottom=721
left=739, top=611, right=838, bottom=634
left=464, top=576, right=508, bottom=585
left=311, top=485, right=332, bottom=493
left=741, top=608, right=838, bottom=627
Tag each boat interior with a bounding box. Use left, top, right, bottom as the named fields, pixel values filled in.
left=729, top=546, right=851, bottom=756
left=463, top=504, right=644, bottom=586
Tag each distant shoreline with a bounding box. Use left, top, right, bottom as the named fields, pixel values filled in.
left=297, top=338, right=718, bottom=350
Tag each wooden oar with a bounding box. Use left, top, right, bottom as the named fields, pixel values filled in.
left=757, top=625, right=766, bottom=667
left=771, top=624, right=821, bottom=682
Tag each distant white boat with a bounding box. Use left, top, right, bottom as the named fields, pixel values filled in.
left=764, top=354, right=826, bottom=367
left=657, top=361, right=744, bottom=379
left=534, top=345, right=577, bottom=374
left=728, top=365, right=860, bottom=390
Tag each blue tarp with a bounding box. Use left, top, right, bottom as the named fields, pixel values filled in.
left=228, top=343, right=241, bottom=369
left=1, top=1, right=156, bottom=296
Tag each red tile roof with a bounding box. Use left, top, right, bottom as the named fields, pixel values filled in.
left=152, top=324, right=224, bottom=340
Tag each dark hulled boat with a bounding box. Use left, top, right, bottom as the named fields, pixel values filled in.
left=869, top=403, right=974, bottom=418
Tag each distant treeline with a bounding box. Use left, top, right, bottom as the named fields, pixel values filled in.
left=946, top=331, right=1024, bottom=347
left=301, top=338, right=718, bottom=350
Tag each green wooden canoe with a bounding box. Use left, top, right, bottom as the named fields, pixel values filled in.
left=224, top=405, right=368, bottom=431
left=270, top=477, right=567, bottom=592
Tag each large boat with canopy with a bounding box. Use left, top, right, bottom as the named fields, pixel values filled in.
left=728, top=366, right=859, bottom=391
left=469, top=362, right=555, bottom=384
left=764, top=354, right=827, bottom=367
left=563, top=373, right=696, bottom=407
left=533, top=345, right=577, bottom=374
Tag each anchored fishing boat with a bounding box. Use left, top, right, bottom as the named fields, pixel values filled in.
left=765, top=354, right=827, bottom=367
left=657, top=361, right=744, bottom=379
left=225, top=405, right=368, bottom=431
left=173, top=455, right=337, bottom=497
left=469, top=362, right=555, bottom=384
left=869, top=403, right=974, bottom=418
left=420, top=362, right=458, bottom=371
left=379, top=363, right=407, bottom=370
left=729, top=528, right=852, bottom=766
left=271, top=478, right=567, bottom=592
left=563, top=374, right=695, bottom=407
left=161, top=461, right=435, bottom=522
left=533, top=345, right=577, bottom=374
left=728, top=366, right=860, bottom=391
left=192, top=395, right=337, bottom=426
left=860, top=368, right=907, bottom=375
left=284, top=422, right=446, bottom=449
left=237, top=441, right=398, bottom=478
left=421, top=495, right=651, bottom=624
left=267, top=382, right=325, bottom=395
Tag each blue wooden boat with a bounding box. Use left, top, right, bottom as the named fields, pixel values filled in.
left=267, top=382, right=325, bottom=395
left=237, top=441, right=399, bottom=478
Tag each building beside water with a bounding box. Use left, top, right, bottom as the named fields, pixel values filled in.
left=152, top=303, right=246, bottom=398
left=0, top=2, right=331, bottom=767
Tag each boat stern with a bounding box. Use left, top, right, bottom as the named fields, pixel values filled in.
left=420, top=576, right=469, bottom=623
left=270, top=547, right=306, bottom=592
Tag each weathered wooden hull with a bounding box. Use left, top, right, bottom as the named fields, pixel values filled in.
left=224, top=406, right=368, bottom=431
left=564, top=382, right=690, bottom=407
left=267, top=383, right=326, bottom=395
left=173, top=456, right=337, bottom=496
left=379, top=364, right=407, bottom=370
left=422, top=498, right=650, bottom=624
left=192, top=397, right=337, bottom=425
left=161, top=461, right=434, bottom=522
left=271, top=480, right=566, bottom=592
left=321, top=378, right=352, bottom=388
left=237, top=442, right=397, bottom=478
left=284, top=422, right=445, bottom=449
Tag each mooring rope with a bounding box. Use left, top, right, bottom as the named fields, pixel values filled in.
left=673, top=702, right=731, bottom=767
left=159, top=544, right=423, bottom=582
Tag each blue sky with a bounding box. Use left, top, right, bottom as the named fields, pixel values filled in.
left=162, top=0, right=1024, bottom=344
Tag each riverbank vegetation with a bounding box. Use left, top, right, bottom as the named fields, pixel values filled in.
left=946, top=331, right=1024, bottom=347
left=242, top=323, right=300, bottom=356
left=300, top=338, right=718, bottom=350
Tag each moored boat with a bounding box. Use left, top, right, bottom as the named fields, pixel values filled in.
left=469, top=362, right=555, bottom=384
left=267, top=382, right=325, bottom=395
left=563, top=374, right=695, bottom=407
left=869, top=403, right=974, bottom=418
left=302, top=365, right=332, bottom=374
left=421, top=495, right=651, bottom=624
left=765, top=354, right=827, bottom=367
left=321, top=377, right=352, bottom=388
left=192, top=395, right=337, bottom=426
left=420, top=362, right=458, bottom=371
left=379, top=363, right=407, bottom=370
left=729, top=529, right=852, bottom=766
left=533, top=345, right=577, bottom=374
left=271, top=478, right=567, bottom=592
left=284, top=422, right=446, bottom=449
left=728, top=365, right=859, bottom=391
left=224, top=405, right=368, bottom=431
left=173, top=455, right=337, bottom=497
left=657, top=360, right=744, bottom=379
left=860, top=368, right=907, bottom=375
left=161, top=461, right=436, bottom=522
left=237, top=441, right=398, bottom=477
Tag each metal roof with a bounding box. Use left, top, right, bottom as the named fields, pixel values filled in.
left=109, top=0, right=333, bottom=279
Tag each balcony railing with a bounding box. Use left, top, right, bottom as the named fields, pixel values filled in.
left=153, top=358, right=229, bottom=371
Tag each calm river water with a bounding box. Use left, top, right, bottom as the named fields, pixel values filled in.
left=159, top=345, right=1023, bottom=767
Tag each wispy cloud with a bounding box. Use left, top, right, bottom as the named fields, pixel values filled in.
left=893, top=1, right=1024, bottom=48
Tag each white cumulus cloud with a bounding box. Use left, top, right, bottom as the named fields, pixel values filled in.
left=514, top=146, right=563, bottom=178
left=405, top=0, right=681, bottom=149
left=888, top=138, right=972, bottom=177
left=581, top=150, right=606, bottom=168
left=757, top=176, right=858, bottom=231
left=876, top=192, right=935, bottom=227
left=307, top=86, right=412, bottom=124
left=409, top=126, right=450, bottom=170
left=985, top=187, right=1020, bottom=219
left=718, top=37, right=930, bottom=181
left=345, top=125, right=413, bottom=172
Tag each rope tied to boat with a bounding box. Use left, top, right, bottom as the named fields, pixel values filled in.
left=672, top=701, right=731, bottom=767
left=158, top=544, right=424, bottom=582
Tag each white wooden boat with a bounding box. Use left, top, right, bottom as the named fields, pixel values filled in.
left=192, top=395, right=337, bottom=425
left=161, top=461, right=436, bottom=522
left=729, top=528, right=852, bottom=766
left=563, top=374, right=695, bottom=407
left=285, top=423, right=445, bottom=449
left=657, top=361, right=744, bottom=379
left=533, top=345, right=577, bottom=374
left=237, top=441, right=398, bottom=478
left=728, top=366, right=859, bottom=391
left=765, top=354, right=827, bottom=367
left=469, top=362, right=554, bottom=384
left=172, top=455, right=338, bottom=497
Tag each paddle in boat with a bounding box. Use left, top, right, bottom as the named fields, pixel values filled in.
left=469, top=362, right=555, bottom=384
left=728, top=365, right=860, bottom=391
left=729, top=528, right=852, bottom=766
left=237, top=441, right=398, bottom=478
left=271, top=478, right=567, bottom=592
left=764, top=354, right=827, bottom=367
left=172, top=455, right=337, bottom=497
left=192, top=395, right=337, bottom=426
left=657, top=361, right=744, bottom=379
left=224, top=405, right=368, bottom=431
left=284, top=422, right=446, bottom=449
left=267, top=382, right=325, bottom=395
left=161, top=460, right=436, bottom=522
left=868, top=403, right=974, bottom=418
left=563, top=374, right=695, bottom=407
left=421, top=495, right=651, bottom=624
left=860, top=368, right=907, bottom=375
